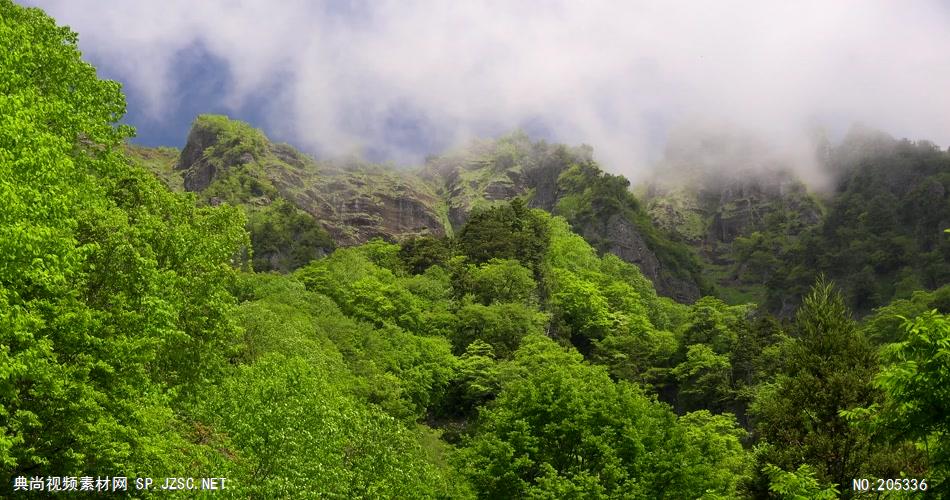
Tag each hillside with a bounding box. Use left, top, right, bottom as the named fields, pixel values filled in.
left=177, top=115, right=450, bottom=243
left=642, top=128, right=950, bottom=315
left=422, top=131, right=708, bottom=301
left=5, top=2, right=950, bottom=498
left=134, top=115, right=950, bottom=312
left=641, top=132, right=825, bottom=306
left=136, top=118, right=708, bottom=301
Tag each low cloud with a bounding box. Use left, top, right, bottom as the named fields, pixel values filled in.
left=28, top=0, right=950, bottom=183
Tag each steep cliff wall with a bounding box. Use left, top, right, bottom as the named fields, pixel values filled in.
left=172, top=115, right=449, bottom=248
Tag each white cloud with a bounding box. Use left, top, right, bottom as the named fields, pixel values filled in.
left=27, top=0, right=950, bottom=183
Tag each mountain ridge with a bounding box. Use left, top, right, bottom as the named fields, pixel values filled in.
left=134, top=115, right=710, bottom=302
left=131, top=114, right=950, bottom=313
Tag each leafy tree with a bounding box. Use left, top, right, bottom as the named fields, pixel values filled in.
left=672, top=344, right=733, bottom=413
left=679, top=297, right=749, bottom=356
left=357, top=238, right=407, bottom=274
left=440, top=340, right=502, bottom=420
left=457, top=335, right=750, bottom=499
left=861, top=285, right=950, bottom=344
left=0, top=1, right=248, bottom=482
left=453, top=302, right=547, bottom=358
left=592, top=328, right=678, bottom=392
left=194, top=354, right=459, bottom=498
left=298, top=247, right=423, bottom=332
left=400, top=235, right=453, bottom=274
left=549, top=269, right=614, bottom=353
left=763, top=464, right=839, bottom=500
left=544, top=216, right=603, bottom=273
left=457, top=198, right=551, bottom=277
left=459, top=337, right=746, bottom=498
left=677, top=410, right=752, bottom=496
left=863, top=311, right=950, bottom=493
left=599, top=253, right=684, bottom=331
left=763, top=130, right=950, bottom=314
left=246, top=198, right=334, bottom=272
left=464, top=258, right=537, bottom=306
left=236, top=270, right=459, bottom=423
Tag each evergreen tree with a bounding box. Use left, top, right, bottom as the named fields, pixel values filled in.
left=751, top=279, right=882, bottom=491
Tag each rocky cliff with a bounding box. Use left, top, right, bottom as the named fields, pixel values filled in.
left=172, top=115, right=450, bottom=247
left=422, top=132, right=707, bottom=302
left=647, top=172, right=821, bottom=253
left=642, top=136, right=824, bottom=304
left=135, top=118, right=708, bottom=301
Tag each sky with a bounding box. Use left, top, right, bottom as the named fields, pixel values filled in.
left=25, top=0, right=950, bottom=183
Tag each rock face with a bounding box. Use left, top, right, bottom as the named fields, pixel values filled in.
left=172, top=115, right=449, bottom=247
left=282, top=162, right=448, bottom=246
left=592, top=214, right=700, bottom=302
left=649, top=171, right=821, bottom=258
left=147, top=117, right=709, bottom=301
left=643, top=126, right=825, bottom=291
left=177, top=120, right=228, bottom=192
left=706, top=176, right=821, bottom=244
left=645, top=167, right=823, bottom=301
left=422, top=133, right=705, bottom=302
left=420, top=134, right=595, bottom=228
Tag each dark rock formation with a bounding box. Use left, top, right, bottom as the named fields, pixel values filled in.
left=423, top=134, right=705, bottom=302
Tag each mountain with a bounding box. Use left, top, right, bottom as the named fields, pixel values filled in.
left=640, top=131, right=824, bottom=306
left=132, top=115, right=950, bottom=313
left=11, top=3, right=950, bottom=496
left=129, top=115, right=453, bottom=272
left=175, top=115, right=450, bottom=244
left=422, top=131, right=708, bottom=301
left=134, top=116, right=708, bottom=302
left=642, top=126, right=950, bottom=314
left=768, top=129, right=950, bottom=314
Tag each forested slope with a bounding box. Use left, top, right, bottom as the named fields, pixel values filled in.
left=644, top=128, right=950, bottom=315
left=2, top=2, right=949, bottom=498
left=136, top=121, right=709, bottom=303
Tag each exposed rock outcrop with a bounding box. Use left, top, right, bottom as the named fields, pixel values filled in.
left=174, top=115, right=449, bottom=247
left=423, top=133, right=705, bottom=302
left=144, top=118, right=709, bottom=301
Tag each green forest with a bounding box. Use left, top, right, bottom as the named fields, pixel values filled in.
left=2, top=2, right=949, bottom=498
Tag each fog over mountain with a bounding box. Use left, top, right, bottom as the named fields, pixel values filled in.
left=30, top=0, right=950, bottom=183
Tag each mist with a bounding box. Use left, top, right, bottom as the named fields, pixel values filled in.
left=27, top=0, right=950, bottom=185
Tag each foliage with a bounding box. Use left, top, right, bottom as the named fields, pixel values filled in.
left=298, top=246, right=423, bottom=331
left=194, top=353, right=458, bottom=498
left=0, top=0, right=248, bottom=482
left=458, top=198, right=551, bottom=276
left=763, top=464, right=839, bottom=500
left=673, top=344, right=733, bottom=413
left=861, top=285, right=950, bottom=344
left=440, top=340, right=502, bottom=419
left=750, top=279, right=885, bottom=490
left=457, top=335, right=750, bottom=499
left=863, top=311, right=950, bottom=492
left=462, top=258, right=537, bottom=306
left=247, top=198, right=334, bottom=272
left=6, top=3, right=950, bottom=497
left=400, top=236, right=453, bottom=274
left=554, top=162, right=711, bottom=296
left=764, top=132, right=950, bottom=313
left=453, top=302, right=547, bottom=359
